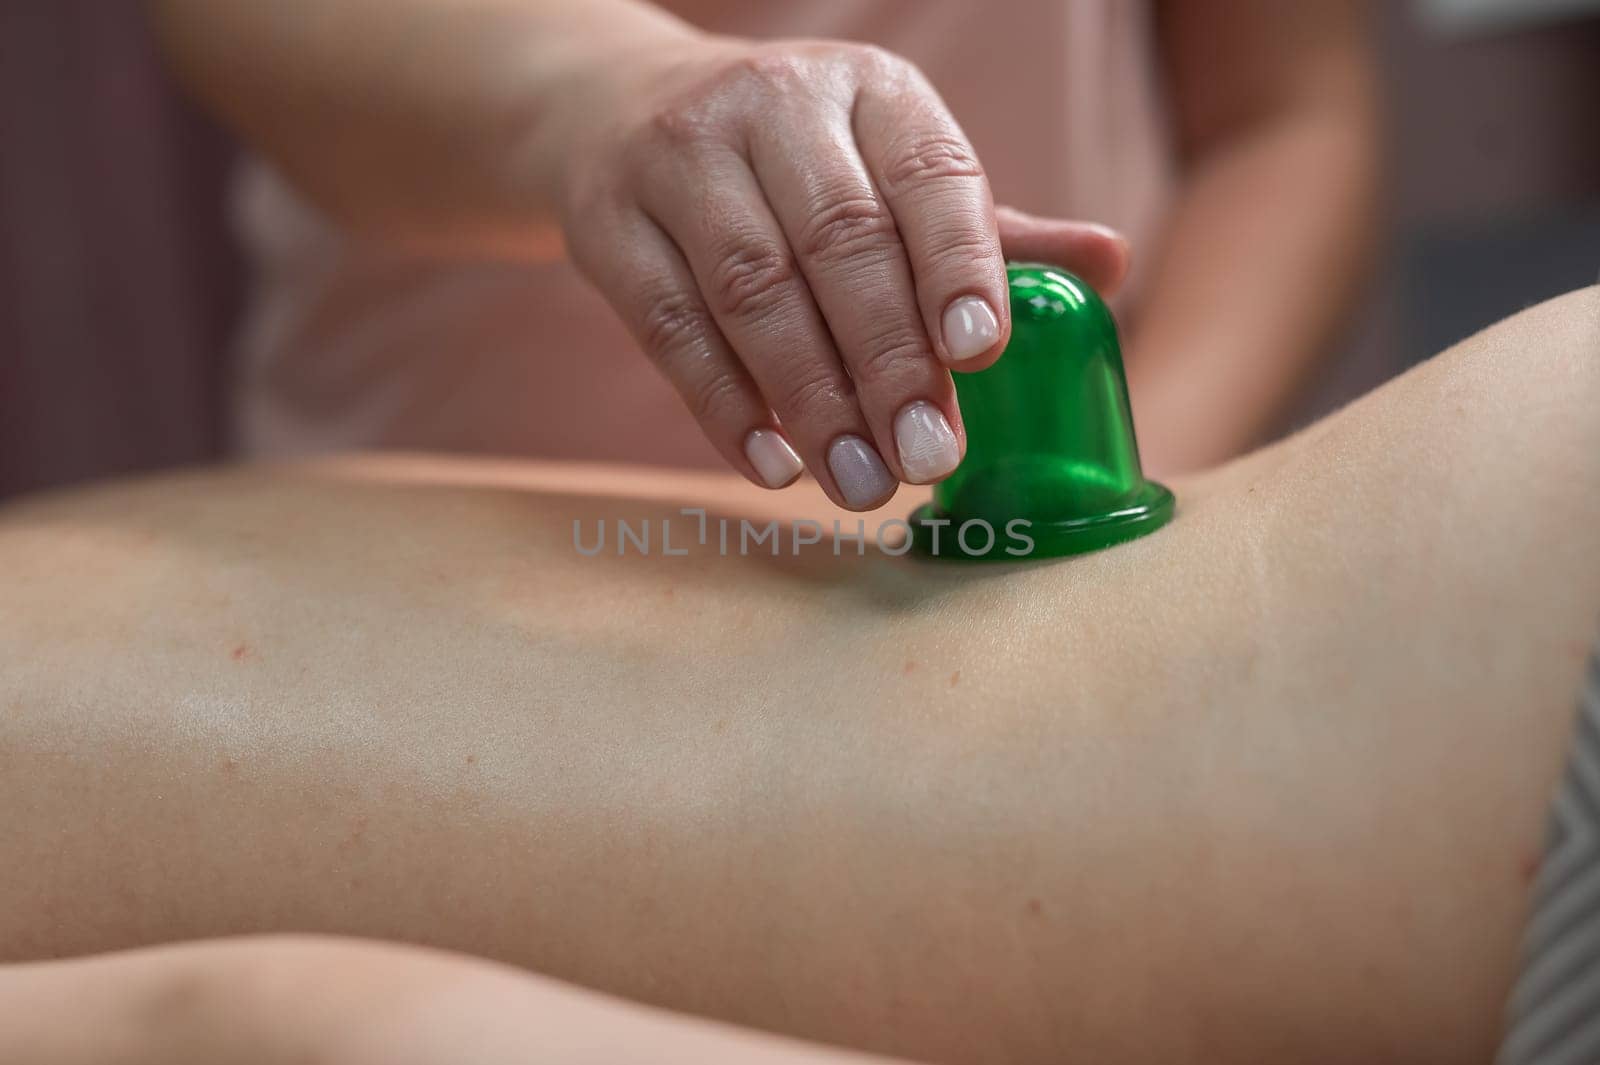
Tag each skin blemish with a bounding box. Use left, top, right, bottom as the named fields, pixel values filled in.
left=230, top=643, right=251, bottom=662
left=949, top=670, right=961, bottom=687
left=465, top=753, right=478, bottom=766
left=1025, top=898, right=1043, bottom=918
left=335, top=815, right=370, bottom=856
left=902, top=660, right=917, bottom=675
left=220, top=757, right=239, bottom=775
left=1521, top=851, right=1543, bottom=886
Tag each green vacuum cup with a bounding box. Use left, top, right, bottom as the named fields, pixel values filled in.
left=910, top=263, right=1173, bottom=560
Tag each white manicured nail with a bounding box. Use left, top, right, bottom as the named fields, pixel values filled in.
left=744, top=429, right=804, bottom=488
left=941, top=295, right=1000, bottom=361
left=894, top=401, right=960, bottom=483
left=827, top=435, right=896, bottom=509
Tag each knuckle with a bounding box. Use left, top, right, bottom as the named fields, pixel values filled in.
left=705, top=239, right=797, bottom=321
left=845, top=42, right=911, bottom=81
left=773, top=366, right=850, bottom=418
left=924, top=225, right=999, bottom=270
left=643, top=101, right=717, bottom=150
left=729, top=50, right=810, bottom=94
left=684, top=369, right=749, bottom=427
left=854, top=328, right=931, bottom=382
left=878, top=131, right=985, bottom=195
left=796, top=191, right=898, bottom=261
left=636, top=290, right=709, bottom=365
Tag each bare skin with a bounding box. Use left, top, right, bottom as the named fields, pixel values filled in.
left=0, top=286, right=1596, bottom=1063
left=1130, top=0, right=1380, bottom=471
left=0, top=936, right=910, bottom=1065
left=148, top=0, right=1131, bottom=507
left=149, top=0, right=1375, bottom=488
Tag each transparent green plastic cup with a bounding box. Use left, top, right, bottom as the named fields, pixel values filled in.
left=910, top=263, right=1174, bottom=560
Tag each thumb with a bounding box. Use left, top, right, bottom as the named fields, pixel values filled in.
left=995, top=206, right=1131, bottom=297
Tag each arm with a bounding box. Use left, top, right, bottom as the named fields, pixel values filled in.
left=147, top=0, right=686, bottom=256
left=0, top=936, right=908, bottom=1065
left=149, top=0, right=1128, bottom=508
left=1128, top=0, right=1383, bottom=473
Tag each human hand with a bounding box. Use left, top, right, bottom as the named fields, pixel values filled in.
left=556, top=37, right=1129, bottom=509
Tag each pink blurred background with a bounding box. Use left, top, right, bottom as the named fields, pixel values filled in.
left=1, top=3, right=1596, bottom=499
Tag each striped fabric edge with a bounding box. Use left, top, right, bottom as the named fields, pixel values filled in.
left=1498, top=636, right=1600, bottom=1065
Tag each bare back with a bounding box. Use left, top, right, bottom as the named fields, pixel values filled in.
left=1, top=286, right=1596, bottom=1064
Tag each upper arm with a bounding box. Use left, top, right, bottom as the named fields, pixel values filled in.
left=1155, top=0, right=1379, bottom=157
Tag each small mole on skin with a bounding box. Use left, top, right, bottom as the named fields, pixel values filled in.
left=1521, top=851, right=1543, bottom=885
left=465, top=753, right=478, bottom=766
left=220, top=757, right=239, bottom=774
left=902, top=660, right=917, bottom=675
left=949, top=670, right=961, bottom=687
left=231, top=643, right=250, bottom=662
left=1026, top=898, right=1043, bottom=917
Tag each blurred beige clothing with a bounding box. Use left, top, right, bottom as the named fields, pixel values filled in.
left=233, top=0, right=1175, bottom=466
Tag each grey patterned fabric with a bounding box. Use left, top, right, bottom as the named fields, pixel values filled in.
left=1498, top=639, right=1600, bottom=1065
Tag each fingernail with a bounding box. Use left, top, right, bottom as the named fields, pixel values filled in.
left=941, top=295, right=1000, bottom=362
left=894, top=401, right=960, bottom=483
left=827, top=435, right=896, bottom=509
left=744, top=428, right=804, bottom=488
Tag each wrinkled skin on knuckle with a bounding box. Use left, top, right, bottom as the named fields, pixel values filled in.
left=854, top=326, right=932, bottom=383
left=772, top=364, right=851, bottom=421
left=923, top=221, right=1000, bottom=269
left=637, top=289, right=709, bottom=367
left=683, top=369, right=749, bottom=427
left=796, top=190, right=899, bottom=262
left=877, top=130, right=985, bottom=197
left=705, top=238, right=797, bottom=322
